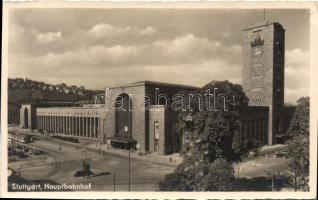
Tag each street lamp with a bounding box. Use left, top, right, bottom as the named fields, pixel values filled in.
left=18, top=164, right=23, bottom=176
left=254, top=164, right=281, bottom=191
left=128, top=149, right=131, bottom=192
left=235, top=162, right=240, bottom=178
left=266, top=171, right=275, bottom=191
left=124, top=125, right=131, bottom=192
left=113, top=172, right=116, bottom=191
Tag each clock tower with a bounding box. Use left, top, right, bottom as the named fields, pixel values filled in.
left=242, top=21, right=285, bottom=145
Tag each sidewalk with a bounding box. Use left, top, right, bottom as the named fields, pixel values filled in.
left=86, top=142, right=183, bottom=166
left=9, top=126, right=183, bottom=167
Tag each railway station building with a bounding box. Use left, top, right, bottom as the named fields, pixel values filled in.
left=17, top=21, right=295, bottom=154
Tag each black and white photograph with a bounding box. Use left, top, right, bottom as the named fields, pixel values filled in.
left=1, top=2, right=317, bottom=199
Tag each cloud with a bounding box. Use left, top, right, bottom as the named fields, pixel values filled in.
left=151, top=34, right=241, bottom=64
left=36, top=31, right=62, bottom=44
left=28, top=34, right=242, bottom=70
left=140, top=26, right=157, bottom=36
left=284, top=49, right=310, bottom=103
left=88, top=23, right=157, bottom=39
left=13, top=33, right=243, bottom=90
left=9, top=24, right=36, bottom=53
left=285, top=87, right=309, bottom=105
left=10, top=23, right=308, bottom=104
left=9, top=23, right=158, bottom=56
left=154, top=34, right=220, bottom=56
left=10, top=24, right=26, bottom=44
left=9, top=24, right=64, bottom=55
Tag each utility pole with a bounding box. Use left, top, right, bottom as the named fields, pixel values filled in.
left=237, top=163, right=240, bottom=178
left=294, top=168, right=297, bottom=191
left=128, top=149, right=131, bottom=191
left=18, top=164, right=22, bottom=176
left=113, top=172, right=116, bottom=191
left=271, top=173, right=274, bottom=191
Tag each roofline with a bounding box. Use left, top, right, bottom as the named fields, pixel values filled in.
left=107, top=80, right=200, bottom=90
left=242, top=21, right=285, bottom=31
left=37, top=106, right=104, bottom=110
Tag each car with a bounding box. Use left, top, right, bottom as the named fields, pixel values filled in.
left=275, top=150, right=289, bottom=159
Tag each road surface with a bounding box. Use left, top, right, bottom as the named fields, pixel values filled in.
left=9, top=136, right=175, bottom=191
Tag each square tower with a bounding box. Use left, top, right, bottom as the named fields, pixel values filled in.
left=242, top=22, right=285, bottom=145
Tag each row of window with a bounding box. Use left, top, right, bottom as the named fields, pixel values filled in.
left=240, top=119, right=268, bottom=144
left=37, top=111, right=101, bottom=116
left=251, top=87, right=264, bottom=92
left=251, top=63, right=263, bottom=68
left=251, top=75, right=264, bottom=80
left=251, top=99, right=263, bottom=103
left=36, top=116, right=100, bottom=138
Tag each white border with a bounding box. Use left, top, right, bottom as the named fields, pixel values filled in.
left=1, top=1, right=317, bottom=199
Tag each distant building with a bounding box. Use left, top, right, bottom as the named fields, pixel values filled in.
left=8, top=103, right=20, bottom=125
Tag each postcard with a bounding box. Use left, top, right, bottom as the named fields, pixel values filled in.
left=1, top=1, right=317, bottom=199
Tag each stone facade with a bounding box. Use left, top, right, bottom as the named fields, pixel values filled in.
left=36, top=106, right=106, bottom=140
left=242, top=22, right=285, bottom=145
left=104, top=82, right=147, bottom=151
left=149, top=105, right=166, bottom=154
left=20, top=104, right=37, bottom=130
left=20, top=104, right=105, bottom=141
left=104, top=81, right=198, bottom=154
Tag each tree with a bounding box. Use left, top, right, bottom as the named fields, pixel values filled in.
left=160, top=81, right=257, bottom=191
left=287, top=97, right=309, bottom=191
left=159, top=159, right=234, bottom=191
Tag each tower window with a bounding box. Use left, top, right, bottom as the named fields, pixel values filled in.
left=251, top=75, right=263, bottom=80
left=252, top=64, right=262, bottom=68
left=251, top=87, right=264, bottom=92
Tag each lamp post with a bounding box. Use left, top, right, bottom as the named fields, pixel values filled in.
left=18, top=164, right=23, bottom=176
left=113, top=172, right=116, bottom=191
left=270, top=172, right=274, bottom=191
left=250, top=161, right=283, bottom=191
left=124, top=125, right=131, bottom=192
left=128, top=147, right=131, bottom=191
left=236, top=162, right=240, bottom=178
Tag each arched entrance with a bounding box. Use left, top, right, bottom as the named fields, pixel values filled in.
left=24, top=108, right=29, bottom=129
left=115, top=93, right=132, bottom=138
left=112, top=93, right=136, bottom=149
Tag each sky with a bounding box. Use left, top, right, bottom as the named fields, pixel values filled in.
left=8, top=8, right=310, bottom=104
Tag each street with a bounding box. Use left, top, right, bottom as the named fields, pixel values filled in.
left=8, top=131, right=292, bottom=191
left=8, top=135, right=175, bottom=191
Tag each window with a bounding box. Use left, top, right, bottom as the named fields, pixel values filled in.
left=252, top=64, right=262, bottom=68
left=154, top=121, right=159, bottom=140
left=154, top=121, right=160, bottom=152
left=251, top=87, right=264, bottom=92
left=252, top=99, right=263, bottom=103
left=251, top=75, right=263, bottom=80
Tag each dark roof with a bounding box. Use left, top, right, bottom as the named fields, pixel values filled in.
left=110, top=80, right=200, bottom=90
left=242, top=21, right=285, bottom=31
